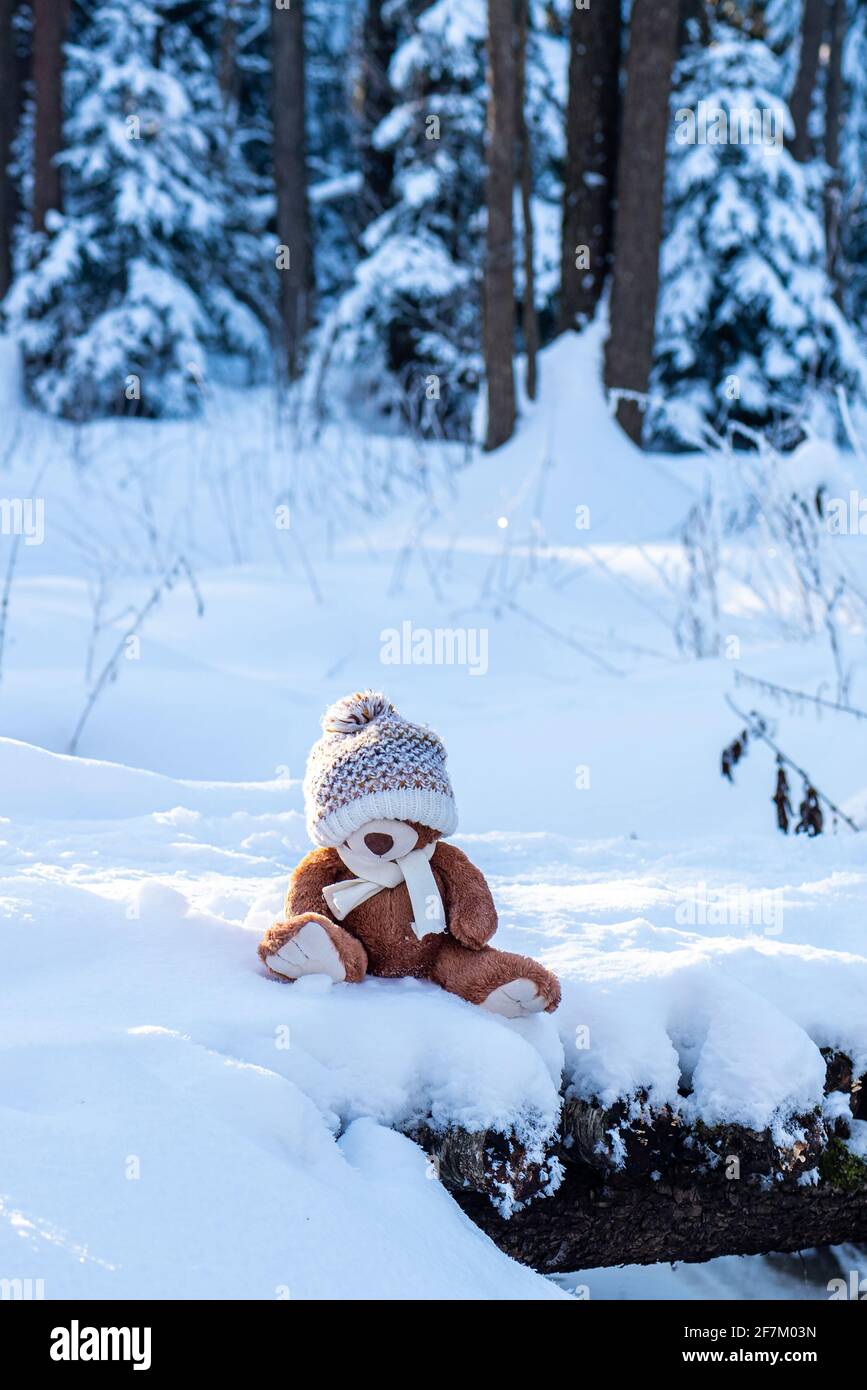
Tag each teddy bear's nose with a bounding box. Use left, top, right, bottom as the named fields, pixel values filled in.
left=364, top=831, right=394, bottom=856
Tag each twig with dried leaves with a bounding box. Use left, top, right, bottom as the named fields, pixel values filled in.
left=724, top=694, right=859, bottom=833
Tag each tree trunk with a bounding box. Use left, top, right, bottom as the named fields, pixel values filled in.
left=423, top=1051, right=867, bottom=1270
left=31, top=0, right=70, bottom=234
left=824, top=0, right=846, bottom=302
left=456, top=1166, right=867, bottom=1272
left=0, top=0, right=25, bottom=295
left=357, top=0, right=397, bottom=228
left=558, top=0, right=622, bottom=332
left=515, top=0, right=538, bottom=401
left=218, top=0, right=240, bottom=112
left=788, top=0, right=827, bottom=164
left=603, top=0, right=680, bottom=446
left=271, top=0, right=313, bottom=379
left=483, top=0, right=517, bottom=452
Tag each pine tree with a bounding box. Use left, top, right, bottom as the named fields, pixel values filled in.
left=324, top=0, right=489, bottom=437
left=322, top=0, right=566, bottom=440
left=5, top=0, right=270, bottom=419
left=649, top=24, right=866, bottom=448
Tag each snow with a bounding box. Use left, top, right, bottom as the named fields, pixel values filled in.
left=0, top=745, right=565, bottom=1297
left=557, top=1244, right=867, bottom=1301
left=2, top=319, right=867, bottom=1298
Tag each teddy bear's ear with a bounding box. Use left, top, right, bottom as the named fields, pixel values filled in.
left=322, top=690, right=393, bottom=734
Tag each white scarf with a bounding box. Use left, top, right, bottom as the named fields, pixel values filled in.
left=322, top=841, right=445, bottom=939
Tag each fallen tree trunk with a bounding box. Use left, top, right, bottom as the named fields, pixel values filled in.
left=454, top=1164, right=867, bottom=1272
left=410, top=1050, right=867, bottom=1269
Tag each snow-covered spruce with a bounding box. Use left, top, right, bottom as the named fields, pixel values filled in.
left=4, top=0, right=271, bottom=419
left=318, top=0, right=487, bottom=438
left=650, top=25, right=867, bottom=449
left=317, top=0, right=567, bottom=439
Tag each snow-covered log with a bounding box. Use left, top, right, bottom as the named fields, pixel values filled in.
left=409, top=1123, right=563, bottom=1217
left=416, top=1050, right=867, bottom=1268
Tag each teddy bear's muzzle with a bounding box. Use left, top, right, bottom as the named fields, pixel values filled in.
left=345, top=818, right=419, bottom=863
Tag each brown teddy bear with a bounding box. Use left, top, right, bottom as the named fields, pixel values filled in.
left=258, top=691, right=560, bottom=1017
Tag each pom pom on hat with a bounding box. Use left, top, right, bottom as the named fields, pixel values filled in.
left=322, top=690, right=393, bottom=734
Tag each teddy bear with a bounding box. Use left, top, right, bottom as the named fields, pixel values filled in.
left=258, top=690, right=561, bottom=1018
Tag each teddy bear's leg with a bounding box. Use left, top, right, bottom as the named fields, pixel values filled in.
left=258, top=913, right=367, bottom=984
left=429, top=938, right=560, bottom=1016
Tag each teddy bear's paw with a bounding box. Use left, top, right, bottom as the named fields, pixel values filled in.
left=265, top=921, right=347, bottom=983
left=480, top=977, right=548, bottom=1019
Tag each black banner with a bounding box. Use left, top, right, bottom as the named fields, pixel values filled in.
left=4, top=1296, right=862, bottom=1374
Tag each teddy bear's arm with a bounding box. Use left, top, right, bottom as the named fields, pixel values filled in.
left=285, top=847, right=344, bottom=919
left=435, top=842, right=498, bottom=950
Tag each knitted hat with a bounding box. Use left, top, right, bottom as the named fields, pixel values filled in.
left=303, top=691, right=458, bottom=846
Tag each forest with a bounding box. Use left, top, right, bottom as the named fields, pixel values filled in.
left=2, top=0, right=865, bottom=455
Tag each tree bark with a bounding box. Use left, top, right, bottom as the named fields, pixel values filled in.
left=558, top=0, right=622, bottom=332
left=271, top=0, right=313, bottom=379
left=0, top=0, right=25, bottom=294
left=824, top=0, right=846, bottom=302
left=483, top=0, right=517, bottom=452
left=515, top=0, right=538, bottom=400
left=603, top=0, right=680, bottom=446
left=456, top=1166, right=867, bottom=1272
left=788, top=0, right=827, bottom=164
left=410, top=1122, right=558, bottom=1211
left=31, top=0, right=71, bottom=235
left=218, top=0, right=240, bottom=112
left=356, top=0, right=397, bottom=228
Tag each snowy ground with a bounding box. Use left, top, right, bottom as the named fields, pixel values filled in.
left=2, top=327, right=867, bottom=1299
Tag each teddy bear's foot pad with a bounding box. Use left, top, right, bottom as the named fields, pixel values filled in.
left=480, top=978, right=547, bottom=1018
left=265, top=921, right=347, bottom=983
